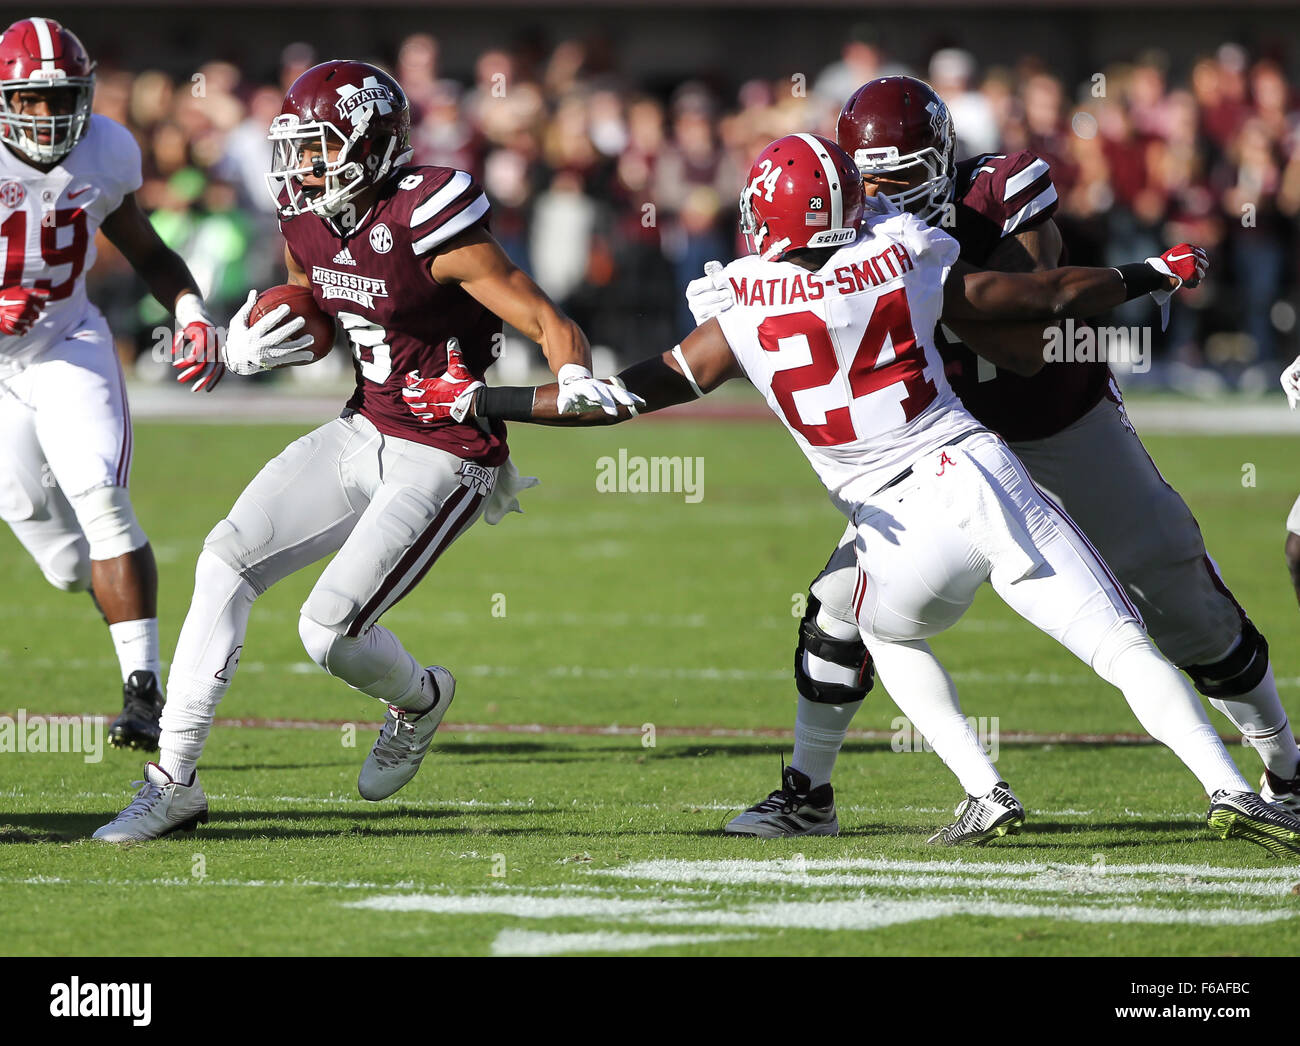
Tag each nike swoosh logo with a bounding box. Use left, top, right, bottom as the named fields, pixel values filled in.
left=1165, top=252, right=1194, bottom=262
left=67, top=186, right=94, bottom=200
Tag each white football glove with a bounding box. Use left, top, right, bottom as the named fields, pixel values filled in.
left=221, top=289, right=317, bottom=376
left=1282, top=354, right=1300, bottom=410
left=685, top=260, right=735, bottom=326
left=555, top=363, right=645, bottom=416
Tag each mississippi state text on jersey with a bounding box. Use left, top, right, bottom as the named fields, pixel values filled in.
left=713, top=205, right=975, bottom=515
left=938, top=149, right=1109, bottom=442
left=0, top=114, right=141, bottom=360
left=279, top=164, right=508, bottom=464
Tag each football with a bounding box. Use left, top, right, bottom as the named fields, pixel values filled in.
left=249, top=284, right=336, bottom=365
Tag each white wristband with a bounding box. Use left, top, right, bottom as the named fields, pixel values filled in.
left=174, top=292, right=211, bottom=328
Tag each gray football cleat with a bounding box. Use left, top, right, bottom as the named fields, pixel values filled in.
left=357, top=667, right=454, bottom=801
left=93, top=762, right=208, bottom=842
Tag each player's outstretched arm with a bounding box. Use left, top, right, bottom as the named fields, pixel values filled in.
left=944, top=243, right=1207, bottom=325
left=404, top=319, right=742, bottom=427
left=101, top=193, right=223, bottom=392
left=427, top=225, right=633, bottom=416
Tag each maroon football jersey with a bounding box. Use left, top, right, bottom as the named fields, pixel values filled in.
left=938, top=150, right=1110, bottom=442
left=279, top=165, right=508, bottom=465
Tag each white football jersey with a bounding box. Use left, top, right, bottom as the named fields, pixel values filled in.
left=0, top=114, right=142, bottom=359
left=713, top=207, right=980, bottom=515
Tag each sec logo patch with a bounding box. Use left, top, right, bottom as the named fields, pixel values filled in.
left=369, top=223, right=393, bottom=254
left=0, top=181, right=26, bottom=208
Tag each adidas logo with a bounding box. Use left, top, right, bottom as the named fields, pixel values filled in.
left=332, top=247, right=356, bottom=266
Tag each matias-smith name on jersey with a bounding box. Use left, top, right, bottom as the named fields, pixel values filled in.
left=728, top=242, right=916, bottom=308
left=311, top=266, right=390, bottom=309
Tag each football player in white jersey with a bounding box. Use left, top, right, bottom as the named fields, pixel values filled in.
left=412, top=133, right=1300, bottom=858
left=0, top=18, right=222, bottom=748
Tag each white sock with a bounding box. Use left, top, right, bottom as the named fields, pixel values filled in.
left=793, top=696, right=863, bottom=788
left=1208, top=664, right=1300, bottom=780
left=158, top=550, right=258, bottom=781
left=868, top=638, right=1001, bottom=797
left=108, top=618, right=161, bottom=688
left=1093, top=622, right=1249, bottom=795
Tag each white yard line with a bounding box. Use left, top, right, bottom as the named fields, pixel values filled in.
left=491, top=929, right=755, bottom=956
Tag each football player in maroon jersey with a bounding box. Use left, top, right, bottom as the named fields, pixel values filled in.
left=0, top=17, right=223, bottom=753
left=94, top=60, right=637, bottom=841
left=688, top=76, right=1299, bottom=838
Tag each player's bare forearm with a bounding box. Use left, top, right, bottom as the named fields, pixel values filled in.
left=945, top=259, right=1173, bottom=323
left=101, top=193, right=201, bottom=313
left=469, top=319, right=741, bottom=426
left=430, top=225, right=592, bottom=372
left=943, top=220, right=1064, bottom=376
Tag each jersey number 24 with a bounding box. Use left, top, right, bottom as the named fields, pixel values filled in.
left=757, top=287, right=937, bottom=446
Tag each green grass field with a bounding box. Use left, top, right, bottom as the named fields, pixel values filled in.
left=2, top=409, right=1299, bottom=956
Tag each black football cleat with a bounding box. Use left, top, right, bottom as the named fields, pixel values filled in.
left=108, top=670, right=163, bottom=751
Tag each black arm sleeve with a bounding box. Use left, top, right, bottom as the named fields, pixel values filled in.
left=1114, top=263, right=1167, bottom=300
left=474, top=385, right=537, bottom=421
left=615, top=355, right=699, bottom=412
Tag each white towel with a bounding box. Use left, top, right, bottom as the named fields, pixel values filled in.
left=918, top=444, right=1043, bottom=584
left=484, top=456, right=539, bottom=525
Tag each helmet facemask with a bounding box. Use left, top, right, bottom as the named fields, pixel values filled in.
left=739, top=185, right=791, bottom=261
left=853, top=144, right=953, bottom=225
left=0, top=77, right=94, bottom=163
left=266, top=110, right=397, bottom=220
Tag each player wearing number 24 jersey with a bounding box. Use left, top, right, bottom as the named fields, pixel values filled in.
left=436, top=133, right=1300, bottom=857
left=95, top=59, right=638, bottom=842
left=0, top=17, right=222, bottom=753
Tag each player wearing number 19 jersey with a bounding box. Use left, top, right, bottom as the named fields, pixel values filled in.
left=93, top=59, right=638, bottom=841
left=0, top=17, right=222, bottom=751
left=431, top=133, right=1300, bottom=856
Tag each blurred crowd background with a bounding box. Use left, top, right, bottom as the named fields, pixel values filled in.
left=80, top=21, right=1300, bottom=393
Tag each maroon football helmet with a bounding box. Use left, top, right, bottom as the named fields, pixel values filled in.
left=266, top=60, right=413, bottom=219
left=0, top=17, right=95, bottom=164
left=739, top=133, right=863, bottom=261
left=837, top=76, right=955, bottom=224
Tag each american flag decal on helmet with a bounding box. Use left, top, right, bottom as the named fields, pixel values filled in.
left=805, top=211, right=829, bottom=227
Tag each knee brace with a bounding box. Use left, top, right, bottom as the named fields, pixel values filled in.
left=1181, top=619, right=1270, bottom=699
left=794, top=595, right=875, bottom=704
left=70, top=484, right=147, bottom=560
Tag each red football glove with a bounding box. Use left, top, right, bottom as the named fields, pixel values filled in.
left=402, top=338, right=483, bottom=424
left=1149, top=243, right=1209, bottom=289
left=0, top=286, right=49, bottom=336
left=170, top=293, right=224, bottom=393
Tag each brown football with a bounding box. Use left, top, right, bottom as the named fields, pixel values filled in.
left=248, top=284, right=336, bottom=365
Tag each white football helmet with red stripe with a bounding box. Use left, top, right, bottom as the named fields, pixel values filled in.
left=739, top=133, right=864, bottom=261
left=0, top=17, right=95, bottom=164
